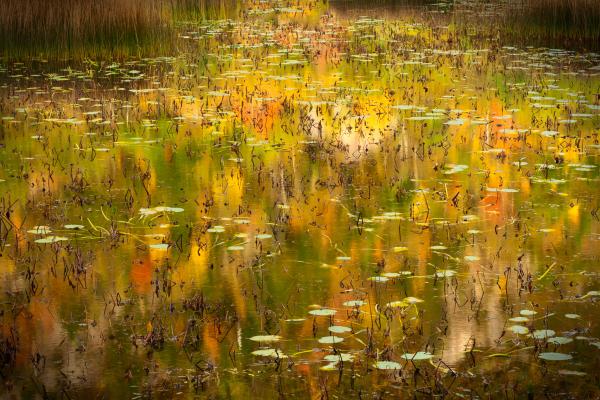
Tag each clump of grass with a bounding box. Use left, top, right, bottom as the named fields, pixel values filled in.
left=503, top=0, right=600, bottom=48
left=0, top=0, right=238, bottom=59
left=0, top=0, right=167, bottom=57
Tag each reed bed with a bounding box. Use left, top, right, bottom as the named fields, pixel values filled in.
left=0, top=0, right=163, bottom=52
left=0, top=0, right=237, bottom=59
left=501, top=0, right=600, bottom=48
left=1, top=0, right=598, bottom=59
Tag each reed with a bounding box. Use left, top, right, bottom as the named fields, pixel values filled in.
left=502, top=0, right=600, bottom=48
left=0, top=0, right=238, bottom=59
left=0, top=0, right=170, bottom=58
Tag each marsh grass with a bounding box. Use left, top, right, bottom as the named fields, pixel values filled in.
left=1, top=0, right=599, bottom=59
left=332, top=0, right=600, bottom=50
left=501, top=0, right=600, bottom=49
left=0, top=0, right=238, bottom=59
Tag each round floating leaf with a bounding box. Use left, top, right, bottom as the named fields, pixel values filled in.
left=227, top=245, right=245, bottom=251
left=320, top=362, right=339, bottom=371
left=28, top=226, right=51, bottom=235
left=430, top=245, right=447, bottom=250
left=309, top=309, right=337, bottom=317
left=318, top=336, right=344, bottom=344
left=558, top=369, right=586, bottom=376
left=520, top=309, right=537, bottom=316
left=324, top=353, right=353, bottom=362
left=539, top=352, right=572, bottom=361
left=255, top=234, right=272, bottom=240
left=374, top=361, right=401, bottom=370
left=250, top=335, right=282, bottom=342
left=582, top=291, right=600, bottom=298
left=509, top=325, right=529, bottom=335
left=547, top=337, right=573, bottom=345
left=532, top=329, right=556, bottom=339
left=251, top=348, right=287, bottom=358
left=285, top=318, right=305, bottom=323
left=385, top=300, right=408, bottom=308
left=155, top=206, right=184, bottom=213
left=404, top=297, right=424, bottom=304
left=64, top=224, right=85, bottom=230
left=369, top=276, right=389, bottom=283
left=401, top=352, right=433, bottom=361
left=435, top=270, right=457, bottom=278
left=328, top=326, right=352, bottom=334
left=35, top=236, right=68, bottom=244
left=149, top=243, right=169, bottom=250
left=343, top=300, right=366, bottom=307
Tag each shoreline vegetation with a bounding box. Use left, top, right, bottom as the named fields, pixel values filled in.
left=0, top=0, right=239, bottom=59
left=1, top=0, right=599, bottom=60
left=500, top=0, right=600, bottom=50
left=331, top=0, right=600, bottom=51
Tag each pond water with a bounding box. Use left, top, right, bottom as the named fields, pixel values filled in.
left=1, top=0, right=600, bottom=398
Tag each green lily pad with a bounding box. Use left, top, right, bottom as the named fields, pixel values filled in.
left=509, top=325, right=529, bottom=335
left=250, top=335, right=282, bottom=342
left=309, top=309, right=337, bottom=317
left=532, top=329, right=556, bottom=339
left=328, top=326, right=352, bottom=334
left=520, top=309, right=537, bottom=316
left=35, top=236, right=68, bottom=244
left=251, top=348, right=287, bottom=358
left=343, top=300, right=366, bottom=307
left=401, top=352, right=433, bottom=361
left=324, top=353, right=353, bottom=362
left=318, top=336, right=344, bottom=344
left=539, top=352, right=572, bottom=361
left=374, top=361, right=401, bottom=370
left=547, top=337, right=573, bottom=345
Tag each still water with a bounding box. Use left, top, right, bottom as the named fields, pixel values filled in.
left=1, top=0, right=600, bottom=398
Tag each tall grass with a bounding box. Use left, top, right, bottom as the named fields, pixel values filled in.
left=0, top=0, right=237, bottom=59
left=502, top=0, right=600, bottom=49
left=0, top=0, right=164, bottom=56
left=1, top=0, right=598, bottom=59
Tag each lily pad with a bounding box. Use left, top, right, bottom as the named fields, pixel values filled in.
left=35, top=236, right=68, bottom=244
left=324, top=353, right=353, bottom=362
left=149, top=243, right=169, bottom=250
left=547, top=337, right=573, bottom=345
left=520, top=309, right=537, bottom=316
left=539, top=352, right=572, bottom=361
left=509, top=325, right=529, bottom=335
left=532, top=329, right=556, bottom=339
left=328, top=326, right=352, bottom=334
left=309, top=309, right=337, bottom=317
left=251, top=348, right=287, bottom=358
left=374, top=361, right=401, bottom=370
left=318, top=336, right=344, bottom=344
left=401, top=352, right=433, bottom=361
left=250, top=335, right=282, bottom=342
left=64, top=224, right=85, bottom=230
left=343, top=300, right=366, bottom=307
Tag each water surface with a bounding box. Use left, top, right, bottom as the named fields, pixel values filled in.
left=1, top=1, right=600, bottom=398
